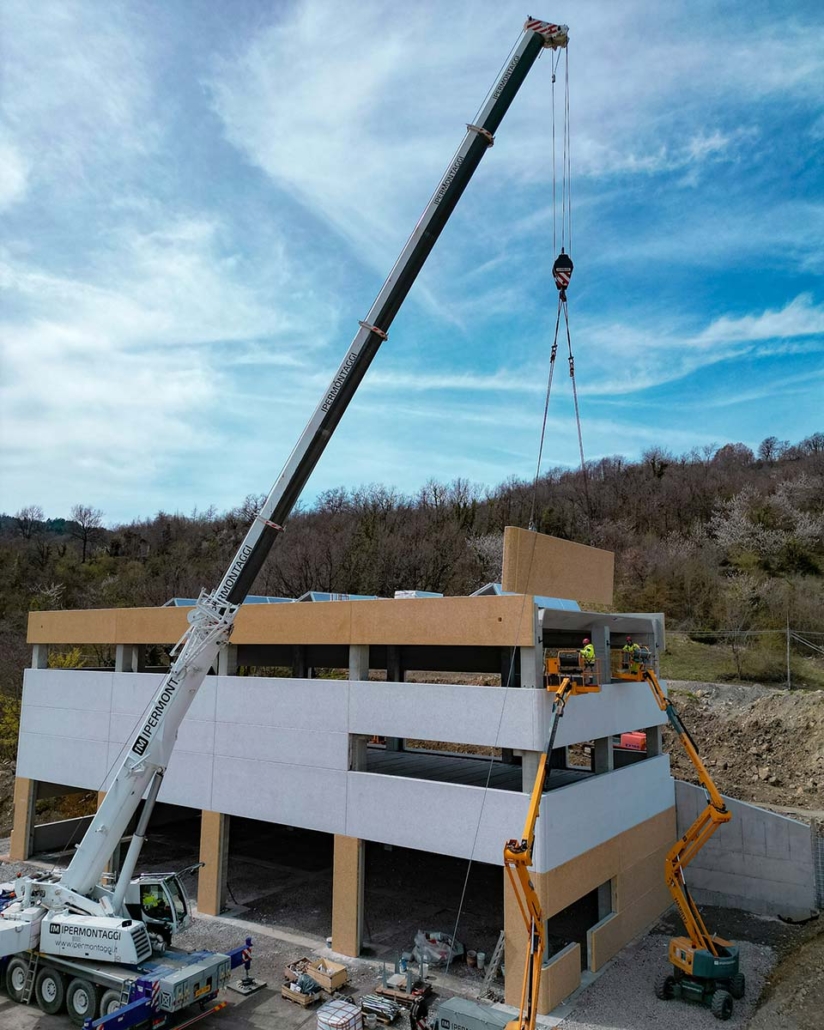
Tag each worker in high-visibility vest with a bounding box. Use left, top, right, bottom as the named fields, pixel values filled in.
left=580, top=638, right=596, bottom=683
left=622, top=635, right=642, bottom=673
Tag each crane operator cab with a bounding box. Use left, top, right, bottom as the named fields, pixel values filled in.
left=124, top=872, right=193, bottom=951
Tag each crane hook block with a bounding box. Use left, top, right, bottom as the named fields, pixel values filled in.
left=553, top=249, right=573, bottom=296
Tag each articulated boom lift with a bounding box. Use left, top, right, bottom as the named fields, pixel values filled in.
left=641, top=668, right=744, bottom=1020
left=0, top=16, right=569, bottom=1029
left=503, top=672, right=599, bottom=1030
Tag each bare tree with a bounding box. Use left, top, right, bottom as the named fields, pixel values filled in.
left=15, top=505, right=44, bottom=540
left=69, top=504, right=104, bottom=563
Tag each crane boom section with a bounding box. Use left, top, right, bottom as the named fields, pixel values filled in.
left=56, top=17, right=569, bottom=907
left=642, top=670, right=731, bottom=953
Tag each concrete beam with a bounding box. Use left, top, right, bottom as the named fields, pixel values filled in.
left=198, top=811, right=230, bottom=916
left=332, top=835, right=364, bottom=956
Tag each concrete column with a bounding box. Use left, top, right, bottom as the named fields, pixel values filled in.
left=521, top=751, right=541, bottom=792
left=9, top=777, right=36, bottom=861
left=349, top=734, right=368, bottom=771
left=31, top=644, right=49, bottom=669
left=217, top=644, right=238, bottom=676
left=597, top=879, right=614, bottom=920
left=115, top=644, right=145, bottom=673
left=349, top=644, right=369, bottom=681
left=519, top=646, right=542, bottom=689
left=292, top=645, right=307, bottom=678
left=332, top=835, right=364, bottom=957
left=198, top=811, right=230, bottom=915
left=384, top=645, right=405, bottom=752
left=593, top=736, right=614, bottom=774
left=590, top=626, right=610, bottom=683
left=643, top=725, right=663, bottom=757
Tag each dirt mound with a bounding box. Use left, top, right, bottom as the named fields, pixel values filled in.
left=664, top=681, right=824, bottom=808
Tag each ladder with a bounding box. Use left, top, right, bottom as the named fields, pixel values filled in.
left=21, top=952, right=39, bottom=1005
left=119, top=979, right=134, bottom=1007
left=478, top=930, right=506, bottom=1000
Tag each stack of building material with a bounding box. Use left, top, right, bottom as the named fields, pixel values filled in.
left=318, top=998, right=363, bottom=1030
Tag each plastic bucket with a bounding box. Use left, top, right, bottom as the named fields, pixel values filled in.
left=365, top=1015, right=378, bottom=1029
left=477, top=952, right=486, bottom=970
left=466, top=950, right=477, bottom=968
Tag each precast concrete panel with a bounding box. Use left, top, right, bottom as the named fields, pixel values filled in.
left=216, top=677, right=348, bottom=730
left=214, top=722, right=349, bottom=770
left=160, top=750, right=215, bottom=810
left=20, top=704, right=110, bottom=742
left=17, top=731, right=110, bottom=787
left=344, top=773, right=528, bottom=865
left=22, top=668, right=113, bottom=712
left=348, top=681, right=541, bottom=750
left=211, top=756, right=348, bottom=835
left=535, top=756, right=674, bottom=873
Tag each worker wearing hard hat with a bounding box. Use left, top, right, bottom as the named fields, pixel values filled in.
left=622, top=635, right=643, bottom=673
left=580, top=637, right=596, bottom=683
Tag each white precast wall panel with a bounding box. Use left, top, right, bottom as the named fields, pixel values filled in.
left=18, top=668, right=673, bottom=868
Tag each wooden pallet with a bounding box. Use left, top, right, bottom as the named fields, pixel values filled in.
left=375, top=982, right=431, bottom=1007
left=281, top=984, right=323, bottom=1007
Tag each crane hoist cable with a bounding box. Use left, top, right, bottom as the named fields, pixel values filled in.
left=528, top=43, right=591, bottom=534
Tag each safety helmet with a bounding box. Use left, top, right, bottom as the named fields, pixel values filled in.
left=582, top=638, right=590, bottom=645
left=626, top=635, right=633, bottom=642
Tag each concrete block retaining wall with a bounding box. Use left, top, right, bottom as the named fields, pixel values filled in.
left=675, top=780, right=816, bottom=918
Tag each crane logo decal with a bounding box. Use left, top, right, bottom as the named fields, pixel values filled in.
left=321, top=351, right=358, bottom=412
left=434, top=156, right=464, bottom=205
left=132, top=677, right=181, bottom=755
left=492, top=55, right=519, bottom=101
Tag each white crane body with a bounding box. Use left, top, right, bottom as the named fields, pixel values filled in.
left=0, top=16, right=568, bottom=1025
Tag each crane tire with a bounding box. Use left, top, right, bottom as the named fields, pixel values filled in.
left=67, top=977, right=99, bottom=1026
left=654, top=971, right=676, bottom=1000
left=5, top=957, right=30, bottom=1003
left=100, top=988, right=123, bottom=1016
left=728, top=973, right=746, bottom=1000
left=711, top=989, right=734, bottom=1021
left=35, top=966, right=67, bottom=1014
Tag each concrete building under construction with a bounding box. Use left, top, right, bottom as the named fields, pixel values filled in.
left=10, top=528, right=678, bottom=1013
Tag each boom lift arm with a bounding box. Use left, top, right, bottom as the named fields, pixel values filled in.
left=640, top=668, right=742, bottom=1016
left=642, top=670, right=731, bottom=958
left=4, top=16, right=570, bottom=953
left=503, top=674, right=598, bottom=1030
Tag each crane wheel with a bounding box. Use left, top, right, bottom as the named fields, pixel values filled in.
left=711, top=989, right=733, bottom=1021
left=654, top=972, right=676, bottom=1000
left=66, top=978, right=99, bottom=1027
left=100, top=989, right=123, bottom=1016
left=35, top=967, right=67, bottom=1014
left=728, top=973, right=745, bottom=1000
left=5, top=957, right=30, bottom=1003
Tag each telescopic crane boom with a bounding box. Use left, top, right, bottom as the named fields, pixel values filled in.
left=1, top=13, right=570, bottom=983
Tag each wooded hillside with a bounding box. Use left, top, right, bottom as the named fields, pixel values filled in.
left=1, top=433, right=822, bottom=717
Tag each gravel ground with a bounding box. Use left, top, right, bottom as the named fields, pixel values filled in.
left=556, top=933, right=774, bottom=1030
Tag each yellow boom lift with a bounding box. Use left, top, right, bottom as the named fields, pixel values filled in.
left=503, top=655, right=599, bottom=1030
left=504, top=651, right=744, bottom=1030
left=635, top=665, right=745, bottom=1020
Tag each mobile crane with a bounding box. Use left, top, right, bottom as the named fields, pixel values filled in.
left=0, top=15, right=570, bottom=1029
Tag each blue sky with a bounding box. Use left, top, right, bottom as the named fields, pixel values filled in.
left=1, top=0, right=823, bottom=525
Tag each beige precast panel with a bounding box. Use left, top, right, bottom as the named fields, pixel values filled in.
left=501, top=527, right=614, bottom=606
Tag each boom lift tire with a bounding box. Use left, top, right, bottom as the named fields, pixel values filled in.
left=728, top=972, right=746, bottom=999
left=66, top=977, right=99, bottom=1026
left=5, top=956, right=29, bottom=1002
left=35, top=966, right=67, bottom=1014
left=99, top=988, right=123, bottom=1017
left=654, top=972, right=676, bottom=1000
left=711, top=989, right=734, bottom=1021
